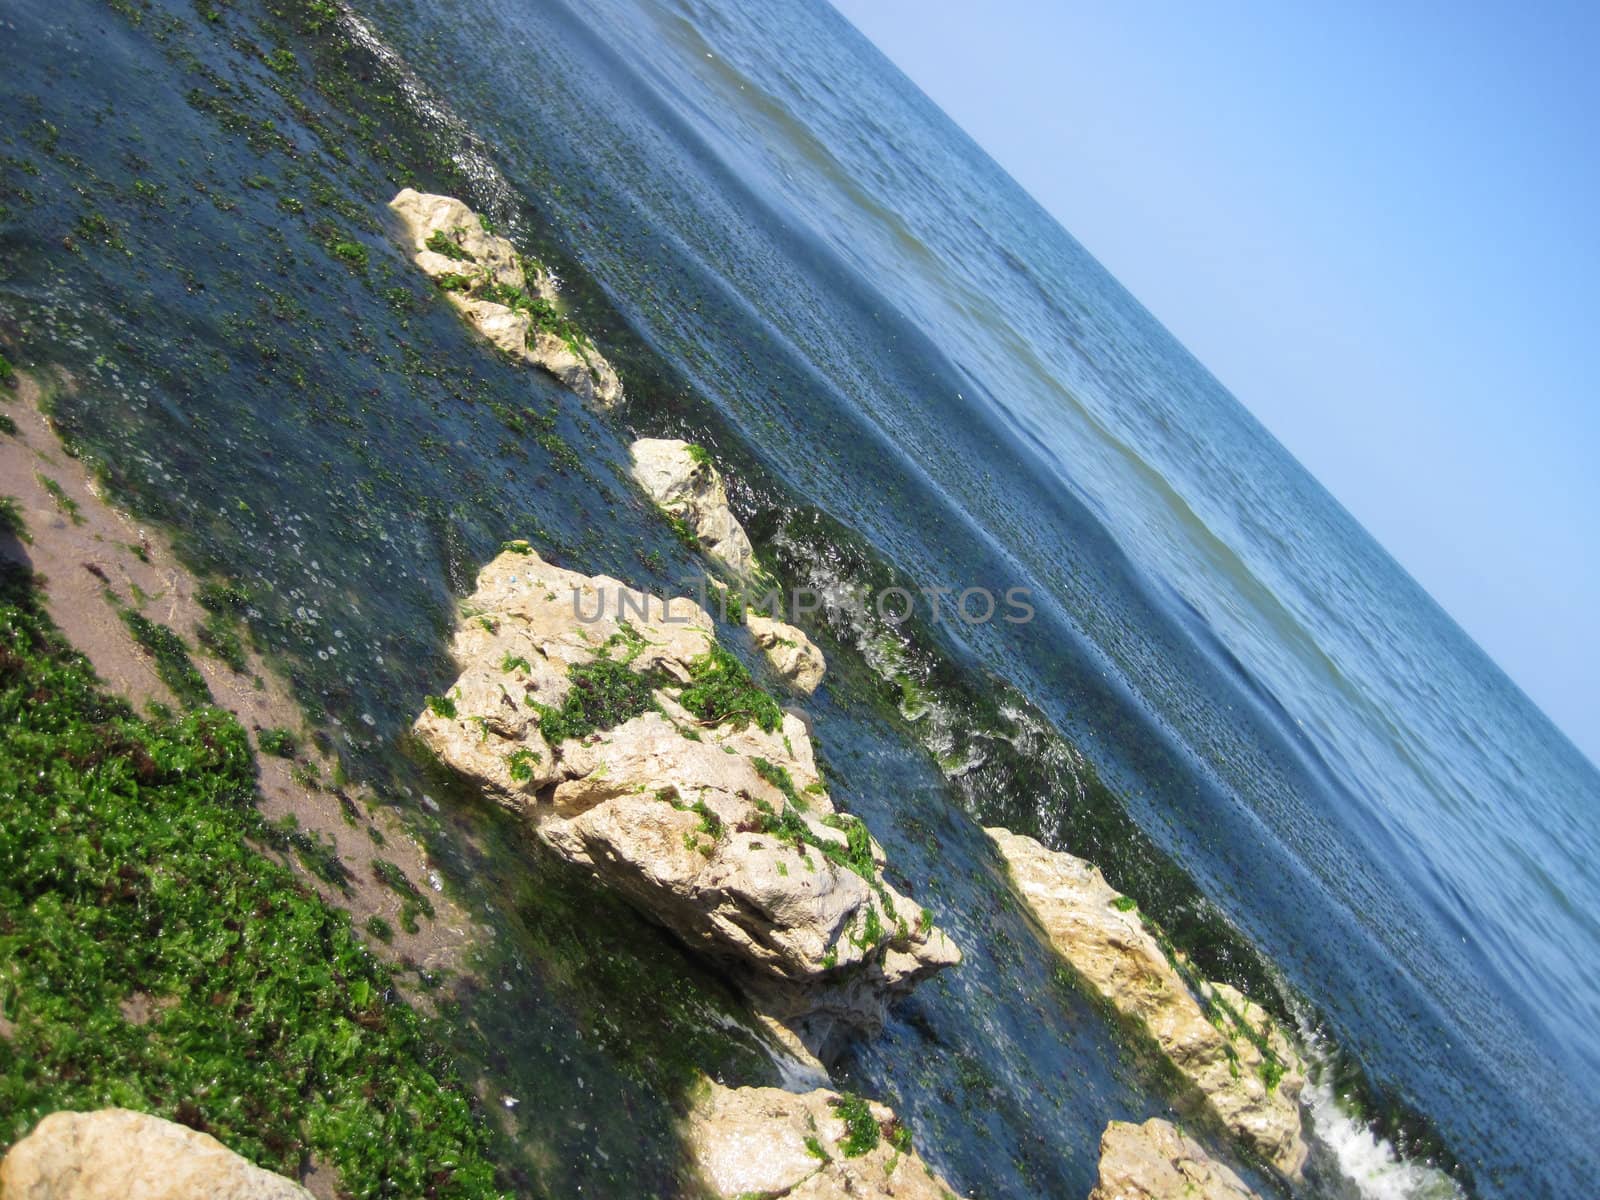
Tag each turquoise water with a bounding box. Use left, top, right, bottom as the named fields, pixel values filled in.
left=2, top=0, right=1596, bottom=1195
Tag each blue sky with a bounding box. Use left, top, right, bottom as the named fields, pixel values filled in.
left=831, top=0, right=1600, bottom=764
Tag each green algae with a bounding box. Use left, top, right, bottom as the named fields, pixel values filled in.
left=0, top=561, right=503, bottom=1196
left=529, top=655, right=659, bottom=745
left=0, top=497, right=28, bottom=544
left=327, top=237, right=369, bottom=269
left=257, top=813, right=354, bottom=894
left=371, top=856, right=434, bottom=935
left=119, top=609, right=212, bottom=709
left=832, top=1092, right=880, bottom=1157
left=505, top=747, right=539, bottom=782
left=660, top=506, right=700, bottom=552
left=678, top=643, right=782, bottom=733
left=424, top=229, right=475, bottom=262
left=36, top=475, right=83, bottom=526
left=256, top=725, right=298, bottom=757
left=195, top=607, right=248, bottom=673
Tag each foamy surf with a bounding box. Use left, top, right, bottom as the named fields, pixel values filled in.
left=1300, top=1027, right=1465, bottom=1200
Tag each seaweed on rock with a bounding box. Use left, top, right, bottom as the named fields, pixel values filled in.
left=411, top=545, right=959, bottom=1056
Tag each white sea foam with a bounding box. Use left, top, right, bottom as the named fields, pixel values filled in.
left=1300, top=1029, right=1465, bottom=1200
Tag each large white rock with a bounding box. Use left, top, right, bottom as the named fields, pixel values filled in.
left=987, top=828, right=1307, bottom=1177
left=0, top=1109, right=313, bottom=1200
left=415, top=546, right=958, bottom=1052
left=629, top=439, right=757, bottom=579
left=1089, top=1118, right=1261, bottom=1200
left=389, top=190, right=623, bottom=407
left=685, top=1081, right=965, bottom=1200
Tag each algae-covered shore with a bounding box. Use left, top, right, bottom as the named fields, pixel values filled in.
left=0, top=196, right=1297, bottom=1195
left=0, top=0, right=1479, bottom=1196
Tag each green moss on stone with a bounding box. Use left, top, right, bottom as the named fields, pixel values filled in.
left=832, top=1093, right=880, bottom=1158
left=529, top=656, right=659, bottom=746
left=678, top=644, right=780, bottom=733
left=424, top=229, right=475, bottom=262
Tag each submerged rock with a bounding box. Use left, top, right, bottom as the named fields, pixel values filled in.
left=414, top=545, right=957, bottom=1053
left=686, top=1080, right=965, bottom=1199
left=0, top=1109, right=313, bottom=1199
left=1089, top=1118, right=1260, bottom=1200
left=986, top=827, right=1308, bottom=1177
left=388, top=188, right=623, bottom=407
left=747, top=612, right=827, bottom=695
left=629, top=438, right=757, bottom=579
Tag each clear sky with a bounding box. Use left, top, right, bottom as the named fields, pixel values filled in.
left=830, top=0, right=1600, bottom=764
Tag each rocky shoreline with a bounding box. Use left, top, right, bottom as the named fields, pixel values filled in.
left=386, top=195, right=1285, bottom=1193
left=0, top=188, right=1314, bottom=1200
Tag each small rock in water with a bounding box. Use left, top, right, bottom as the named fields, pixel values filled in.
left=687, top=1081, right=966, bottom=1199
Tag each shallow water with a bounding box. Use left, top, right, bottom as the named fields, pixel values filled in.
left=2, top=0, right=1596, bottom=1196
